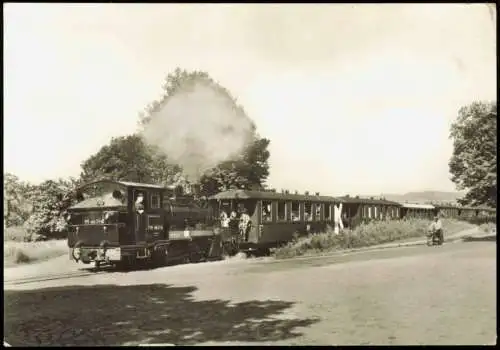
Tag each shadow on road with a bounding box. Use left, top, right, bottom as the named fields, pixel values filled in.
left=4, top=283, right=319, bottom=346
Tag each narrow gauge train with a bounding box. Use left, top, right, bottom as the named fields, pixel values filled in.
left=65, top=180, right=496, bottom=266
left=209, top=189, right=496, bottom=256
left=66, top=180, right=223, bottom=269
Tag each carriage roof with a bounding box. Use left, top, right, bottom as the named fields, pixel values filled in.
left=336, top=196, right=401, bottom=206
left=209, top=189, right=339, bottom=202
left=400, top=203, right=436, bottom=210
left=76, top=179, right=166, bottom=191
left=69, top=193, right=125, bottom=210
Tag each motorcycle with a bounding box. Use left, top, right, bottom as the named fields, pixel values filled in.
left=427, top=228, right=443, bottom=246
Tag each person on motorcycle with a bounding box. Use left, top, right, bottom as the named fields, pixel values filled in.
left=428, top=215, right=444, bottom=245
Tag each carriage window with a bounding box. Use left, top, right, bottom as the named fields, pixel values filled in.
left=324, top=204, right=331, bottom=220
left=262, top=201, right=272, bottom=222
left=277, top=201, right=287, bottom=221
left=150, top=193, right=161, bottom=209
left=368, top=206, right=372, bottom=218
left=291, top=202, right=301, bottom=221
left=304, top=202, right=313, bottom=221
left=374, top=206, right=378, bottom=219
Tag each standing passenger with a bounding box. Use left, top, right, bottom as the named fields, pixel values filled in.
left=239, top=208, right=251, bottom=241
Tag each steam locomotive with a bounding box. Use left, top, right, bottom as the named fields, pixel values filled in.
left=66, top=180, right=496, bottom=268
left=66, top=179, right=222, bottom=269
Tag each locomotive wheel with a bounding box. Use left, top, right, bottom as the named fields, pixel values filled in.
left=189, top=243, right=204, bottom=263
left=115, top=260, right=129, bottom=271
left=151, top=245, right=167, bottom=268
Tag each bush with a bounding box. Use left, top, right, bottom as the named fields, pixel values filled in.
left=274, top=218, right=476, bottom=259
left=4, top=239, right=68, bottom=267
left=478, top=222, right=496, bottom=234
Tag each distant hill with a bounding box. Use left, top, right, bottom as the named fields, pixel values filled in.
left=379, top=191, right=466, bottom=204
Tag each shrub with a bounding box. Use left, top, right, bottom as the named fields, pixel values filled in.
left=274, top=218, right=476, bottom=259
left=478, top=222, right=496, bottom=234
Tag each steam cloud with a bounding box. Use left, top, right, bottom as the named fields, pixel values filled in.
left=141, top=82, right=255, bottom=183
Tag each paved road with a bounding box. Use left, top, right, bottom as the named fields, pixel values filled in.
left=3, top=226, right=486, bottom=285
left=4, top=240, right=496, bottom=346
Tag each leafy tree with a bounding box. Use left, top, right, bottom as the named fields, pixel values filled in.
left=199, top=137, right=270, bottom=196
left=23, top=178, right=79, bottom=239
left=139, top=67, right=271, bottom=196
left=3, top=173, right=33, bottom=227
left=80, top=134, right=182, bottom=186
left=449, top=101, right=497, bottom=208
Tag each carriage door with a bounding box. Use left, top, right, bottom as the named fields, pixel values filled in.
left=133, top=189, right=147, bottom=245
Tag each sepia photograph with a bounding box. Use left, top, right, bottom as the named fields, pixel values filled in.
left=3, top=3, right=497, bottom=346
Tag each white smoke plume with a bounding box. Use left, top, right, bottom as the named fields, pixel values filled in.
left=141, top=82, right=255, bottom=183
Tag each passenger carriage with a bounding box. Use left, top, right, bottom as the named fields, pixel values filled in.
left=208, top=189, right=340, bottom=255
left=66, top=180, right=223, bottom=269
left=432, top=203, right=460, bottom=218
left=336, top=196, right=402, bottom=228
left=399, top=203, right=436, bottom=220
left=431, top=203, right=495, bottom=222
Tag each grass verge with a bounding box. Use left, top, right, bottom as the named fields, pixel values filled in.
left=274, top=219, right=476, bottom=259
left=4, top=227, right=68, bottom=267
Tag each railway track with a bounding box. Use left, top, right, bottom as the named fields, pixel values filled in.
left=4, top=270, right=102, bottom=286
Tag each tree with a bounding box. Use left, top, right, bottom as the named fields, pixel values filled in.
left=139, top=67, right=271, bottom=196
left=449, top=101, right=497, bottom=208
left=23, top=178, right=79, bottom=239
left=199, top=137, right=271, bottom=196
left=3, top=173, right=33, bottom=227
left=80, top=134, right=182, bottom=186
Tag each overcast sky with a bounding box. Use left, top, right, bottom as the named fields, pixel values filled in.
left=3, top=3, right=496, bottom=195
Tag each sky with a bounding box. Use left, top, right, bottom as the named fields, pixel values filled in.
left=3, top=3, right=497, bottom=196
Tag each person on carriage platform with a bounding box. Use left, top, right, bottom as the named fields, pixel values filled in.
left=229, top=210, right=239, bottom=235
left=220, top=210, right=229, bottom=228
left=239, top=207, right=251, bottom=241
